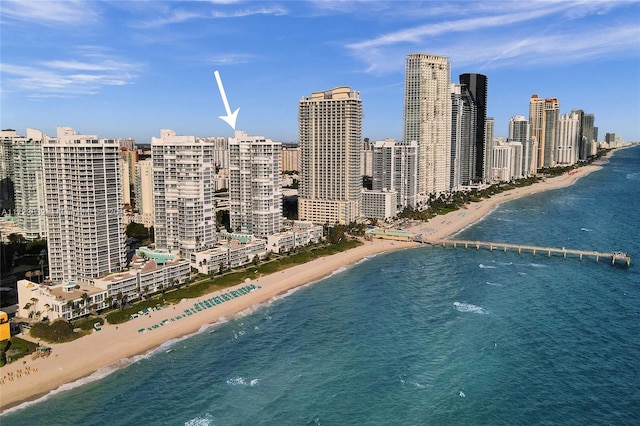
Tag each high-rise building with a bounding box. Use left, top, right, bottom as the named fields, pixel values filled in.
left=117, top=147, right=137, bottom=206
left=542, top=98, right=560, bottom=168
left=404, top=53, right=452, bottom=197
left=298, top=86, right=362, bottom=225
left=450, top=83, right=477, bottom=189
left=528, top=94, right=545, bottom=169
left=556, top=112, right=580, bottom=166
left=134, top=158, right=154, bottom=218
left=459, top=73, right=488, bottom=181
left=484, top=117, right=495, bottom=180
left=152, top=129, right=216, bottom=254
left=372, top=139, right=418, bottom=208
left=281, top=145, right=299, bottom=172
left=228, top=130, right=282, bottom=237
left=0, top=130, right=15, bottom=211
left=491, top=142, right=522, bottom=182
left=578, top=112, right=596, bottom=160
left=42, top=127, right=126, bottom=283
left=508, top=115, right=537, bottom=176
left=12, top=129, right=47, bottom=239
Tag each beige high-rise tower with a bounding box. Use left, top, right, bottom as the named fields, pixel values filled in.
left=403, top=53, right=452, bottom=198
left=298, top=87, right=362, bottom=225
left=529, top=94, right=545, bottom=170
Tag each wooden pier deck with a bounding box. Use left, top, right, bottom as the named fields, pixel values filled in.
left=436, top=239, right=631, bottom=266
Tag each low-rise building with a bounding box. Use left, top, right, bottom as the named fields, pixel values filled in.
left=191, top=237, right=267, bottom=275
left=16, top=254, right=190, bottom=321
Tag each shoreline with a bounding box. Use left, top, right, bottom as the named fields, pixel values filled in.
left=0, top=158, right=610, bottom=414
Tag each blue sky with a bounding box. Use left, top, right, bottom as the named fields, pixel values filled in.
left=1, top=0, right=639, bottom=143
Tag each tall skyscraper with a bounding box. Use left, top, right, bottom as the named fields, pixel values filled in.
left=450, top=83, right=477, bottom=189
left=578, top=114, right=598, bottom=160
left=459, top=73, right=488, bottom=182
left=556, top=112, right=580, bottom=166
left=134, top=158, right=154, bottom=218
left=42, top=127, right=126, bottom=283
left=484, top=117, right=495, bottom=179
left=152, top=129, right=216, bottom=254
left=542, top=98, right=560, bottom=168
left=372, top=139, right=418, bottom=208
left=529, top=94, right=545, bottom=169
left=0, top=130, right=15, bottom=211
left=228, top=130, right=282, bottom=237
left=298, top=86, right=362, bottom=225
left=403, top=53, right=452, bottom=197
left=12, top=129, right=47, bottom=239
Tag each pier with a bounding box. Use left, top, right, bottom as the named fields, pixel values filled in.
left=436, top=239, right=631, bottom=266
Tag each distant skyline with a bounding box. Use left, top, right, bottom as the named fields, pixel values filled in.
left=1, top=0, right=639, bottom=143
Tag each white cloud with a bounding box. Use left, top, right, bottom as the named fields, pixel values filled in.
left=0, top=0, right=100, bottom=26
left=139, top=3, right=288, bottom=28
left=344, top=1, right=639, bottom=74
left=1, top=52, right=143, bottom=97
left=207, top=53, right=256, bottom=65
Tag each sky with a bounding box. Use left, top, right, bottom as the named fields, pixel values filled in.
left=1, top=0, right=639, bottom=144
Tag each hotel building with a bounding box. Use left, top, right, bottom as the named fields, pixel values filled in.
left=298, top=86, right=362, bottom=225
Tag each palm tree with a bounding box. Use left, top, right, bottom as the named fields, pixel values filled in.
left=81, top=292, right=89, bottom=315
left=66, top=300, right=74, bottom=319
left=39, top=258, right=45, bottom=280
left=33, top=269, right=42, bottom=283
left=25, top=270, right=33, bottom=282
left=116, top=292, right=124, bottom=310
left=105, top=295, right=114, bottom=310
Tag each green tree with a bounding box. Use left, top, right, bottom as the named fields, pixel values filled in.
left=7, top=233, right=26, bottom=244
left=125, top=222, right=149, bottom=241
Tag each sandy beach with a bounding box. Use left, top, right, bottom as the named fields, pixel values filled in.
left=0, top=162, right=603, bottom=413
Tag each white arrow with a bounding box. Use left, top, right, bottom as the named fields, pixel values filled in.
left=214, top=70, right=240, bottom=130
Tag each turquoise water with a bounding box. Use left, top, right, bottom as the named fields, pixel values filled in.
left=4, top=146, right=639, bottom=425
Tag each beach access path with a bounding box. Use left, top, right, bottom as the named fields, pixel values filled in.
left=0, top=161, right=604, bottom=413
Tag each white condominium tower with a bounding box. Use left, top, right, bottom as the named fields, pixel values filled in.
left=298, top=87, right=362, bottom=225
left=403, top=53, right=452, bottom=197
left=556, top=112, right=580, bottom=166
left=42, top=127, right=126, bottom=283
left=509, top=115, right=537, bottom=176
left=7, top=129, right=47, bottom=239
left=228, top=130, right=282, bottom=237
left=372, top=139, right=419, bottom=208
left=152, top=129, right=216, bottom=254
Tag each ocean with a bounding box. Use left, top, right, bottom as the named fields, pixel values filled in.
left=3, top=146, right=639, bottom=425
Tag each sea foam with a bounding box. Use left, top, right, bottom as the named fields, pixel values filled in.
left=453, top=302, right=489, bottom=315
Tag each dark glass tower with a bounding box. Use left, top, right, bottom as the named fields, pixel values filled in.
left=459, top=73, right=488, bottom=182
